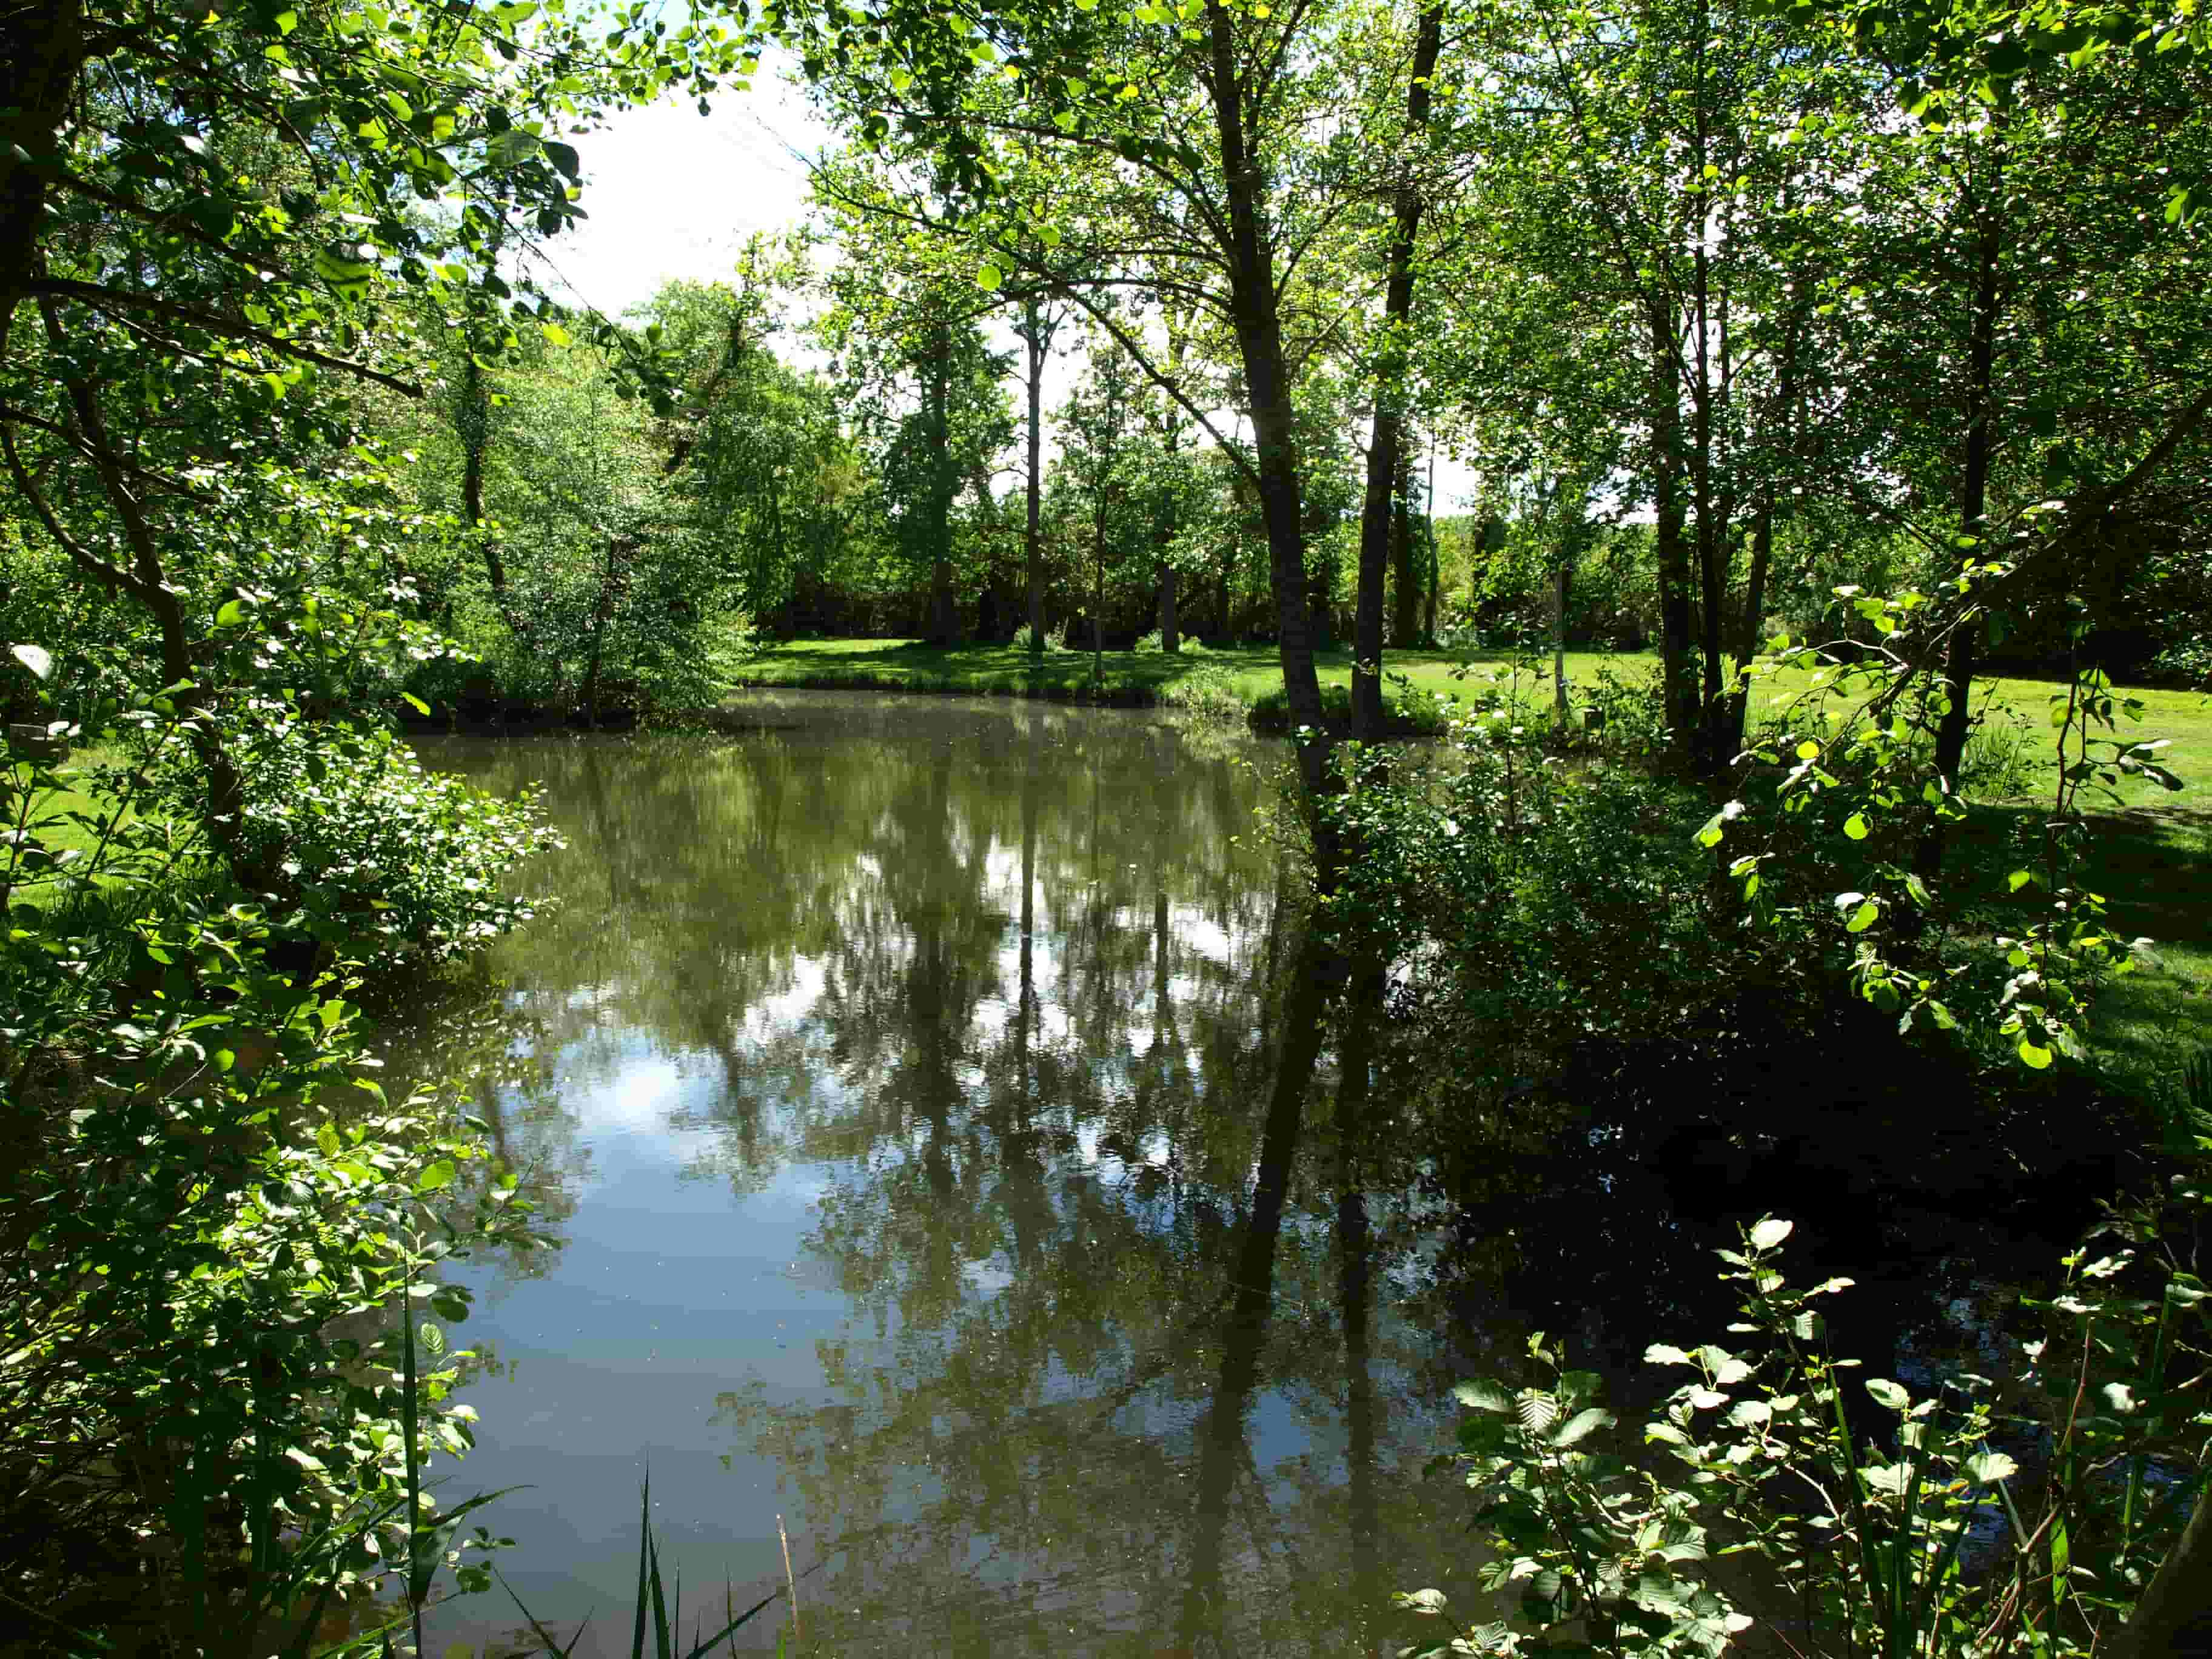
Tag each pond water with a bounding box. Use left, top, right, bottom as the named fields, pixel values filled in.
left=394, top=692, right=2086, bottom=1658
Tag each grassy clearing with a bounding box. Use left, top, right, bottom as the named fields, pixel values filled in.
left=731, top=638, right=2212, bottom=805
left=4, top=745, right=164, bottom=909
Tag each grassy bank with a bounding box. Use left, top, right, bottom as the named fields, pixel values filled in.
left=729, top=639, right=2212, bottom=798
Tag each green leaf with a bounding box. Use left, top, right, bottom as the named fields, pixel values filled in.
left=10, top=643, right=53, bottom=680
left=1865, top=1378, right=1909, bottom=1410
left=1966, top=1450, right=2018, bottom=1483
left=1551, top=1406, right=1614, bottom=1446
left=1455, top=1379, right=1514, bottom=1415
left=1748, top=1217, right=1792, bottom=1250
left=1843, top=813, right=1869, bottom=840
left=1516, top=1390, right=1560, bottom=1433
left=1846, top=899, right=1879, bottom=934
left=541, top=320, right=572, bottom=347
left=2019, top=1038, right=2054, bottom=1070
left=417, top=1159, right=458, bottom=1193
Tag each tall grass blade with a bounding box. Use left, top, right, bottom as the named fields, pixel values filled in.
left=400, top=1266, right=426, bottom=1657
left=633, top=1478, right=653, bottom=1659
left=680, top=1588, right=783, bottom=1659
left=494, top=1563, right=591, bottom=1657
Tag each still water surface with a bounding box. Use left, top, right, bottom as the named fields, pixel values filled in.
left=395, top=692, right=2070, bottom=1657
left=399, top=694, right=1467, bottom=1657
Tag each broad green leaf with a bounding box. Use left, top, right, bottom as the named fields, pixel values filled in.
left=1551, top=1406, right=1614, bottom=1446
left=1455, top=1379, right=1513, bottom=1415
left=10, top=643, right=53, bottom=680
left=1865, top=1378, right=1909, bottom=1410
left=1748, top=1217, right=1792, bottom=1250
left=1966, top=1450, right=2018, bottom=1483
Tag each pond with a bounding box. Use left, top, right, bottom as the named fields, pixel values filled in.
left=394, top=692, right=2088, bottom=1658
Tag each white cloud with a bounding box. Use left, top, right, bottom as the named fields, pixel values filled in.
left=540, top=69, right=833, bottom=318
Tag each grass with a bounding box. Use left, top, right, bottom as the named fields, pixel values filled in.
left=726, top=637, right=1647, bottom=732
left=2, top=744, right=189, bottom=910
left=730, top=638, right=2212, bottom=805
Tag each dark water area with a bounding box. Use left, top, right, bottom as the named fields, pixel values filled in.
left=387, top=692, right=2109, bottom=1658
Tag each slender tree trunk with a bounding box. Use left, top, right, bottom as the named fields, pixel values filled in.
left=580, top=535, right=624, bottom=725
left=1352, top=6, right=1443, bottom=746
left=1717, top=292, right=1803, bottom=760
left=1687, top=12, right=1730, bottom=773
left=457, top=347, right=526, bottom=645
left=1023, top=299, right=1048, bottom=649
left=1159, top=564, right=1179, bottom=654
left=1553, top=561, right=1571, bottom=725
left=1915, top=194, right=2005, bottom=880
left=1205, top=2, right=1333, bottom=827
left=1093, top=498, right=1107, bottom=686
left=925, top=323, right=961, bottom=648
left=1390, top=444, right=1421, bottom=649
left=1649, top=294, right=1699, bottom=754
left=0, top=1, right=82, bottom=363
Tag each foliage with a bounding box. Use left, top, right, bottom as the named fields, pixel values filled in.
left=2, top=655, right=560, bottom=1645
left=1404, top=1339, right=1748, bottom=1656
left=1319, top=708, right=1725, bottom=1041
left=1406, top=1205, right=2212, bottom=1658
left=0, top=887, right=551, bottom=1651
left=1702, top=579, right=2179, bottom=1067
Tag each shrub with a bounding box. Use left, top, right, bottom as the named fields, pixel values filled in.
left=0, top=894, right=548, bottom=1651
left=171, top=716, right=563, bottom=970
left=1404, top=1199, right=2212, bottom=1658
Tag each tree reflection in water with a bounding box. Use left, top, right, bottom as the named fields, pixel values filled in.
left=397, top=693, right=2090, bottom=1658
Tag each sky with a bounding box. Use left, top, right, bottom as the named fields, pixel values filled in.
left=543, top=73, right=1484, bottom=513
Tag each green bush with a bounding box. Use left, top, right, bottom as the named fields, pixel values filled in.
left=0, top=893, right=548, bottom=1652
left=2, top=677, right=564, bottom=1651
left=1405, top=1200, right=2212, bottom=1658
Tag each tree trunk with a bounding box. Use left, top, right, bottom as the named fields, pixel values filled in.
left=924, top=322, right=961, bottom=648
left=1350, top=4, right=1443, bottom=745
left=1205, top=1, right=1333, bottom=830
left=457, top=347, right=525, bottom=642
left=1159, top=564, right=1179, bottom=654
left=1390, top=445, right=1421, bottom=649
left=1915, top=198, right=2005, bottom=880
left=1023, top=298, right=1048, bottom=649
left=0, top=1, right=82, bottom=363
left=580, top=535, right=625, bottom=726
left=1554, top=561, right=1571, bottom=725
left=1649, top=294, right=1699, bottom=756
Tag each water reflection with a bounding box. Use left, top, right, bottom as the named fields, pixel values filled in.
left=394, top=692, right=2091, bottom=1658
left=396, top=696, right=1460, bottom=1657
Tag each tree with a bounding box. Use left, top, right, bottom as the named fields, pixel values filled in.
left=787, top=0, right=1453, bottom=828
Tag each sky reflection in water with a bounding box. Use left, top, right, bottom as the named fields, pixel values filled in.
left=400, top=694, right=1462, bottom=1658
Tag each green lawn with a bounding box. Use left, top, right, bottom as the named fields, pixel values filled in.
left=731, top=637, right=2212, bottom=808
left=4, top=746, right=153, bottom=908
